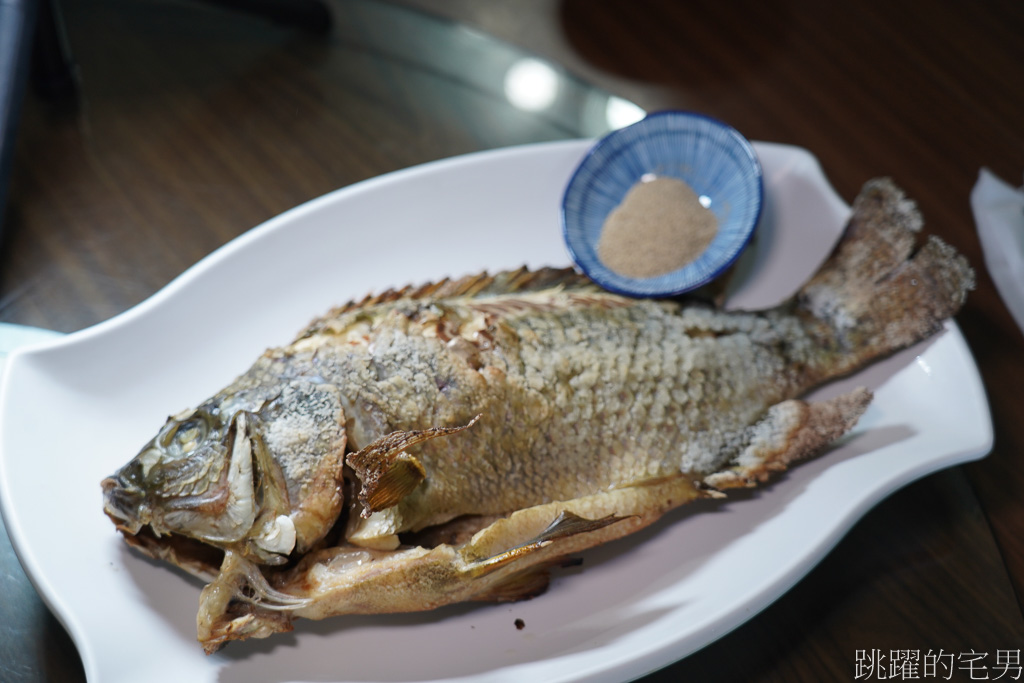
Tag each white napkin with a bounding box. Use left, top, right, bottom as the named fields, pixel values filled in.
left=971, top=168, right=1024, bottom=336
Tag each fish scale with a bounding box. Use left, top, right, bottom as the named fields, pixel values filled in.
left=324, top=295, right=810, bottom=534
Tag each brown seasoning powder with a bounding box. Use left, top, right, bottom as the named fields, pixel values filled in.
left=597, top=176, right=718, bottom=279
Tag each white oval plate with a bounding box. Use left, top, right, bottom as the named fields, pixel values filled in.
left=0, top=140, right=992, bottom=683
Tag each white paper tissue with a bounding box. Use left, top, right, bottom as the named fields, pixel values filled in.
left=971, top=168, right=1024, bottom=337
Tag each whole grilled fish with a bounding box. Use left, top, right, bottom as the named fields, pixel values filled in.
left=102, top=178, right=973, bottom=652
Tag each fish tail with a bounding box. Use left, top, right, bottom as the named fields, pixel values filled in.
left=795, top=178, right=974, bottom=371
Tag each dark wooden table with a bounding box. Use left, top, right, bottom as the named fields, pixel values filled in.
left=2, top=1, right=1023, bottom=681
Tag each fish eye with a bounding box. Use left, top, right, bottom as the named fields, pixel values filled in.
left=157, top=410, right=212, bottom=456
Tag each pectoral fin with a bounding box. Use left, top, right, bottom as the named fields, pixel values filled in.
left=467, top=511, right=624, bottom=576
left=461, top=511, right=625, bottom=603
left=451, top=474, right=708, bottom=601
left=346, top=416, right=480, bottom=517
left=355, top=450, right=426, bottom=514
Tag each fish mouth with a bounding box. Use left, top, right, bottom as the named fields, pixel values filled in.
left=101, top=469, right=225, bottom=582
left=101, top=474, right=147, bottom=535
left=119, top=523, right=226, bottom=582
left=102, top=409, right=300, bottom=568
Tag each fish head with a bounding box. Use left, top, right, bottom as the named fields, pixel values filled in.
left=102, top=379, right=349, bottom=568
left=101, top=400, right=289, bottom=559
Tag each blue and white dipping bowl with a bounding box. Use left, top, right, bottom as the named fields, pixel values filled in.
left=561, top=110, right=764, bottom=298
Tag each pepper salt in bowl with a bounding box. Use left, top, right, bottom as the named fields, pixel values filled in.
left=562, top=110, right=763, bottom=298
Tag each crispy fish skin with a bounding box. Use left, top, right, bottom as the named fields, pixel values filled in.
left=101, top=178, right=974, bottom=652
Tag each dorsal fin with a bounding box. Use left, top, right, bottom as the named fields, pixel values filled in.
left=293, top=268, right=619, bottom=343
left=329, top=267, right=601, bottom=316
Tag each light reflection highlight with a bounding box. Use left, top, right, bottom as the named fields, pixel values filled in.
left=503, top=58, right=645, bottom=135
left=604, top=95, right=645, bottom=130
left=504, top=58, right=559, bottom=112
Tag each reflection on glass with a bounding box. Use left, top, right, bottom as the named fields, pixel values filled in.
left=329, top=2, right=646, bottom=140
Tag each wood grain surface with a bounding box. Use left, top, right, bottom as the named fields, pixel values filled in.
left=2, top=1, right=1022, bottom=681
